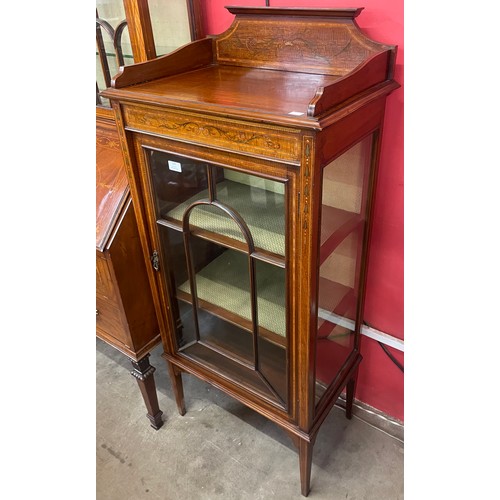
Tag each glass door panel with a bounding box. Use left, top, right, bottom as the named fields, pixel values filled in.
left=158, top=224, right=223, bottom=349
left=315, top=135, right=373, bottom=406
left=146, top=147, right=288, bottom=408
left=215, top=171, right=286, bottom=259
left=256, top=259, right=287, bottom=403
left=180, top=243, right=254, bottom=367
left=148, top=0, right=192, bottom=56
left=149, top=150, right=209, bottom=217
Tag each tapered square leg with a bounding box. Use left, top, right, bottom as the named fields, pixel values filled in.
left=345, top=368, right=359, bottom=420
left=299, top=437, right=313, bottom=497
left=130, top=354, right=163, bottom=430
left=166, top=360, right=186, bottom=416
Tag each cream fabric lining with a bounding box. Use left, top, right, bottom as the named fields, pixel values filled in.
left=178, top=250, right=286, bottom=337
left=167, top=180, right=285, bottom=256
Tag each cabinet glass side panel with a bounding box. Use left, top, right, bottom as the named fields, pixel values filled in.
left=147, top=148, right=288, bottom=408
left=315, top=135, right=373, bottom=407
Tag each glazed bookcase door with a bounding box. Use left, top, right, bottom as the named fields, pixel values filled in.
left=314, top=134, right=375, bottom=409
left=96, top=0, right=203, bottom=111
left=96, top=0, right=134, bottom=108
left=143, top=147, right=290, bottom=409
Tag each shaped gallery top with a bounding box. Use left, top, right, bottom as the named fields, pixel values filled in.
left=101, top=7, right=398, bottom=129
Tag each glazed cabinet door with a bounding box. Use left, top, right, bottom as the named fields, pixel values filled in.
left=134, top=137, right=292, bottom=411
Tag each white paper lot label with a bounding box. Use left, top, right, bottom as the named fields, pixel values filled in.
left=168, top=161, right=182, bottom=172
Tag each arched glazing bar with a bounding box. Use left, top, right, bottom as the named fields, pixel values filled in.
left=96, top=12, right=128, bottom=104
left=180, top=192, right=285, bottom=406
left=181, top=199, right=259, bottom=370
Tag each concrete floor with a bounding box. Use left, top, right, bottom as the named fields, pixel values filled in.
left=96, top=339, right=404, bottom=499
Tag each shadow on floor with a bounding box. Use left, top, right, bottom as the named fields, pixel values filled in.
left=96, top=339, right=403, bottom=500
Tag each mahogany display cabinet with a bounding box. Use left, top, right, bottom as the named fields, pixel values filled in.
left=102, top=6, right=399, bottom=495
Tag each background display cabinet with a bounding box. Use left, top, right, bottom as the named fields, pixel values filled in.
left=102, top=7, right=399, bottom=495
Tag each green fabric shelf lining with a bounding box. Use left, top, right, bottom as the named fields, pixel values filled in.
left=166, top=180, right=286, bottom=256
left=178, top=250, right=286, bottom=338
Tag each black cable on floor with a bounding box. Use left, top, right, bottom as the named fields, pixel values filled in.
left=363, top=321, right=404, bottom=373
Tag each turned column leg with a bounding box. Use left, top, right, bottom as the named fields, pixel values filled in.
left=345, top=368, right=359, bottom=420
left=166, top=360, right=186, bottom=416
left=130, top=354, right=163, bottom=430
left=298, top=437, right=314, bottom=497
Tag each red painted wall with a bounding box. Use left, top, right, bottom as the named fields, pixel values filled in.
left=200, top=1, right=404, bottom=421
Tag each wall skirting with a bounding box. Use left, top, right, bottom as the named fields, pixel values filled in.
left=336, top=395, right=404, bottom=442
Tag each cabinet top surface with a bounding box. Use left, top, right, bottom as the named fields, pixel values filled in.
left=121, top=65, right=341, bottom=119
left=102, top=7, right=398, bottom=127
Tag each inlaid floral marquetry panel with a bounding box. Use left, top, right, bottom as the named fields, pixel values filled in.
left=123, top=105, right=302, bottom=163
left=216, top=19, right=383, bottom=75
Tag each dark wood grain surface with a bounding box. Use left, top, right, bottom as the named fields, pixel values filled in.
left=96, top=119, right=129, bottom=252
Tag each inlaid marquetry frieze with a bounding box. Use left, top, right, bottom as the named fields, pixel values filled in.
left=302, top=136, right=313, bottom=235
left=96, top=135, right=121, bottom=150
left=122, top=105, right=301, bottom=162
left=216, top=20, right=380, bottom=75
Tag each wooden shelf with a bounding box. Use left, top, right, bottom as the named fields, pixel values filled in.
left=175, top=301, right=287, bottom=407
left=317, top=277, right=355, bottom=340
left=315, top=278, right=356, bottom=395
left=177, top=249, right=286, bottom=346
left=179, top=341, right=287, bottom=408
left=319, top=206, right=362, bottom=266
left=164, top=180, right=286, bottom=262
